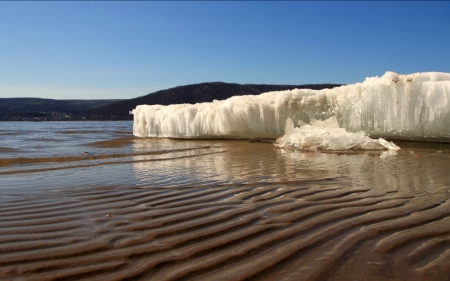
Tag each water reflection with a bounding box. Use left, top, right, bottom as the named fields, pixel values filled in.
left=132, top=139, right=450, bottom=195
left=3, top=137, right=447, bottom=198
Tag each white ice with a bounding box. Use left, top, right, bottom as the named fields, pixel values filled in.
left=274, top=117, right=400, bottom=151
left=132, top=71, right=450, bottom=143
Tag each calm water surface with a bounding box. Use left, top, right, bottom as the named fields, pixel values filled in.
left=1, top=121, right=449, bottom=191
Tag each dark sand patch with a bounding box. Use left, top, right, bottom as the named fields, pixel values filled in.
left=0, top=146, right=215, bottom=173
left=0, top=147, right=19, bottom=153
left=57, top=130, right=111, bottom=135
left=58, top=130, right=132, bottom=135
left=84, top=137, right=136, bottom=148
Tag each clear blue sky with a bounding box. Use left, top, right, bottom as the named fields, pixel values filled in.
left=1, top=1, right=449, bottom=100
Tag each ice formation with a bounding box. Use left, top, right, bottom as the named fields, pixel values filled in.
left=132, top=71, right=450, bottom=143
left=274, top=117, right=400, bottom=151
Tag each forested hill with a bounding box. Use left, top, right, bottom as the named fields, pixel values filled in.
left=0, top=82, right=342, bottom=121
left=83, top=82, right=343, bottom=120
left=0, top=98, right=122, bottom=121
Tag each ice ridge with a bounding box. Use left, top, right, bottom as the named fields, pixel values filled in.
left=132, top=71, right=450, bottom=143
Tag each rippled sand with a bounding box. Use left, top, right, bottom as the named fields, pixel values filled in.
left=1, top=140, right=449, bottom=281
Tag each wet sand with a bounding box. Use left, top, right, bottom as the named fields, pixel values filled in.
left=0, top=140, right=449, bottom=281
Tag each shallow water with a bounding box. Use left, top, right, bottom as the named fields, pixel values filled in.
left=0, top=121, right=449, bottom=280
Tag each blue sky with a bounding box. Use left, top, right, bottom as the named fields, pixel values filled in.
left=1, top=1, right=449, bottom=100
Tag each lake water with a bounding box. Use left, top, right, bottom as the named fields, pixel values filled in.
left=1, top=121, right=449, bottom=281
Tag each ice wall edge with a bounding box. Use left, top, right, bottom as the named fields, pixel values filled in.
left=131, top=71, right=450, bottom=143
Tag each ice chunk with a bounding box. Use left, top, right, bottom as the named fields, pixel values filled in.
left=274, top=117, right=400, bottom=151
left=132, top=71, right=450, bottom=142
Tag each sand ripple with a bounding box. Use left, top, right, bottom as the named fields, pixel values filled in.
left=1, top=176, right=449, bottom=281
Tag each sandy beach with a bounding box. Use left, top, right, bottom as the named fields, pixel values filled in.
left=2, top=0, right=450, bottom=279
left=1, top=135, right=450, bottom=281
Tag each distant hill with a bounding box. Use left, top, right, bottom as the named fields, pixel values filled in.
left=83, top=82, right=343, bottom=120
left=0, top=82, right=343, bottom=121
left=0, top=98, right=122, bottom=121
